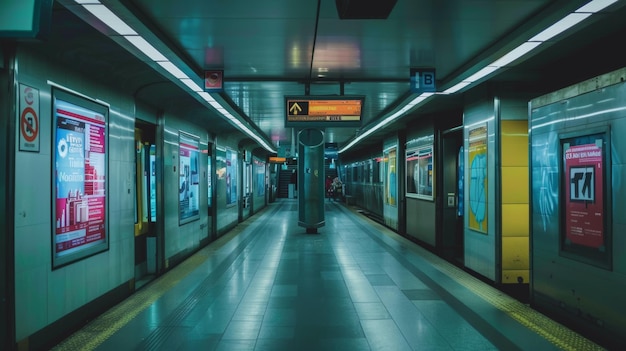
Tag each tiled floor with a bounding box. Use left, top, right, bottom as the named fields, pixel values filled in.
left=55, top=199, right=604, bottom=351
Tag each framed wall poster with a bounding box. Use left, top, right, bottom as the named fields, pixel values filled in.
left=406, top=145, right=433, bottom=200
left=225, top=148, right=237, bottom=206
left=52, top=89, right=108, bottom=268
left=179, top=132, right=200, bottom=224
left=468, top=124, right=487, bottom=234
left=384, top=147, right=397, bottom=206
left=255, top=159, right=266, bottom=196
left=560, top=130, right=611, bottom=269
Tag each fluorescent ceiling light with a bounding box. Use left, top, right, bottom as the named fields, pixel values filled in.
left=490, top=42, right=541, bottom=67
left=529, top=13, right=590, bottom=42
left=75, top=0, right=101, bottom=3
left=340, top=93, right=432, bottom=153
left=442, top=81, right=471, bottom=94
left=157, top=61, right=189, bottom=79
left=180, top=78, right=203, bottom=92
left=462, top=66, right=499, bottom=83
left=576, top=0, right=618, bottom=13
left=124, top=36, right=167, bottom=61
left=82, top=5, right=137, bottom=35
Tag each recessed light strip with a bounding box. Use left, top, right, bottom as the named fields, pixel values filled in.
left=442, top=0, right=617, bottom=95
left=73, top=0, right=276, bottom=153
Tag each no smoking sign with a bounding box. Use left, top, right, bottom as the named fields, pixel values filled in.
left=19, top=84, right=40, bottom=152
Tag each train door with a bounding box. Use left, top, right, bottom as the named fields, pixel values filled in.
left=440, top=127, right=464, bottom=265
left=134, top=121, right=158, bottom=289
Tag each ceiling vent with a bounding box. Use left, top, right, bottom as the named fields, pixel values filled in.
left=335, top=0, right=398, bottom=19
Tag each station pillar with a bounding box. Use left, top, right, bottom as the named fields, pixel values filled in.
left=297, top=128, right=325, bottom=233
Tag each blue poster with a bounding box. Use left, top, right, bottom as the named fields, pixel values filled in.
left=457, top=145, right=464, bottom=217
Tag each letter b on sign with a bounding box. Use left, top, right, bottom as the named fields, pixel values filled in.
left=410, top=68, right=436, bottom=93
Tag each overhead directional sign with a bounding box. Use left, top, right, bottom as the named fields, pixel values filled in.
left=285, top=96, right=364, bottom=127
left=410, top=68, right=436, bottom=93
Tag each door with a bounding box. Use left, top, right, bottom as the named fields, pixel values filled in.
left=134, top=121, right=157, bottom=289
left=440, top=127, right=464, bottom=264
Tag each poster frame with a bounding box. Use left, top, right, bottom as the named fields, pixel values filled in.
left=178, top=131, right=200, bottom=225
left=558, top=127, right=612, bottom=270
left=383, top=147, right=397, bottom=207
left=225, top=148, right=238, bottom=207
left=467, top=123, right=488, bottom=234
left=51, top=88, right=109, bottom=269
left=405, top=144, right=433, bottom=200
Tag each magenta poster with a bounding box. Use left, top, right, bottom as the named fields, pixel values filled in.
left=53, top=94, right=107, bottom=267
left=564, top=143, right=603, bottom=248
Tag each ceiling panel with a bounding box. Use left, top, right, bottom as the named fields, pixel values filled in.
left=47, top=0, right=626, bottom=156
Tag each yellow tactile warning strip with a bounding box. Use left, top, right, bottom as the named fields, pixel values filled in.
left=51, top=219, right=255, bottom=351
left=350, top=207, right=605, bottom=351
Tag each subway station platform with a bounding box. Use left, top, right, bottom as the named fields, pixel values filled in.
left=52, top=199, right=604, bottom=351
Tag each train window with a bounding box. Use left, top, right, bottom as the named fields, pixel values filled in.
left=373, top=157, right=381, bottom=183
left=559, top=130, right=611, bottom=270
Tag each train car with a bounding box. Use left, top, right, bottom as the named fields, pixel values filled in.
left=529, top=67, right=626, bottom=348
left=342, top=150, right=385, bottom=223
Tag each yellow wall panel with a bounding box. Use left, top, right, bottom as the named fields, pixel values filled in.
left=501, top=236, right=529, bottom=270
left=501, top=120, right=528, bottom=167
left=502, top=269, right=530, bottom=284
left=502, top=167, right=529, bottom=203
left=502, top=204, right=529, bottom=237
left=500, top=120, right=529, bottom=284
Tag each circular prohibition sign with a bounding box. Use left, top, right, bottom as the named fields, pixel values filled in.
left=20, top=106, right=39, bottom=143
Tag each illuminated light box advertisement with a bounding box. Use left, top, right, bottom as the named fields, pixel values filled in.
left=255, top=159, right=266, bottom=196
left=560, top=131, right=611, bottom=269
left=226, top=149, right=238, bottom=205
left=384, top=148, right=397, bottom=207
left=53, top=90, right=108, bottom=268
left=179, top=132, right=200, bottom=224
left=564, top=142, right=604, bottom=247
left=468, top=124, right=488, bottom=234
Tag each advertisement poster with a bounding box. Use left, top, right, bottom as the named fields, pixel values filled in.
left=564, top=141, right=604, bottom=248
left=457, top=146, right=464, bottom=217
left=255, top=159, right=266, bottom=196
left=406, top=145, right=433, bottom=199
left=468, top=124, right=487, bottom=233
left=207, top=154, right=213, bottom=213
left=53, top=97, right=107, bottom=266
left=226, top=149, right=237, bottom=205
left=179, top=132, right=199, bottom=224
left=385, top=148, right=397, bottom=206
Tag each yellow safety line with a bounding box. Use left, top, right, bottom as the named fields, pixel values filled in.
left=51, top=222, right=250, bottom=351
left=52, top=253, right=208, bottom=351
left=356, top=210, right=605, bottom=351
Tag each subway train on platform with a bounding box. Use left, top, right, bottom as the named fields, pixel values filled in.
left=2, top=0, right=626, bottom=350
left=340, top=68, right=626, bottom=349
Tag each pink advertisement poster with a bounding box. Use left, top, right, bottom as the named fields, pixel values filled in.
left=54, top=100, right=106, bottom=257
left=564, top=143, right=603, bottom=248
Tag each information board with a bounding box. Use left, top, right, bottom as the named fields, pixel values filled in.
left=285, top=96, right=364, bottom=127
